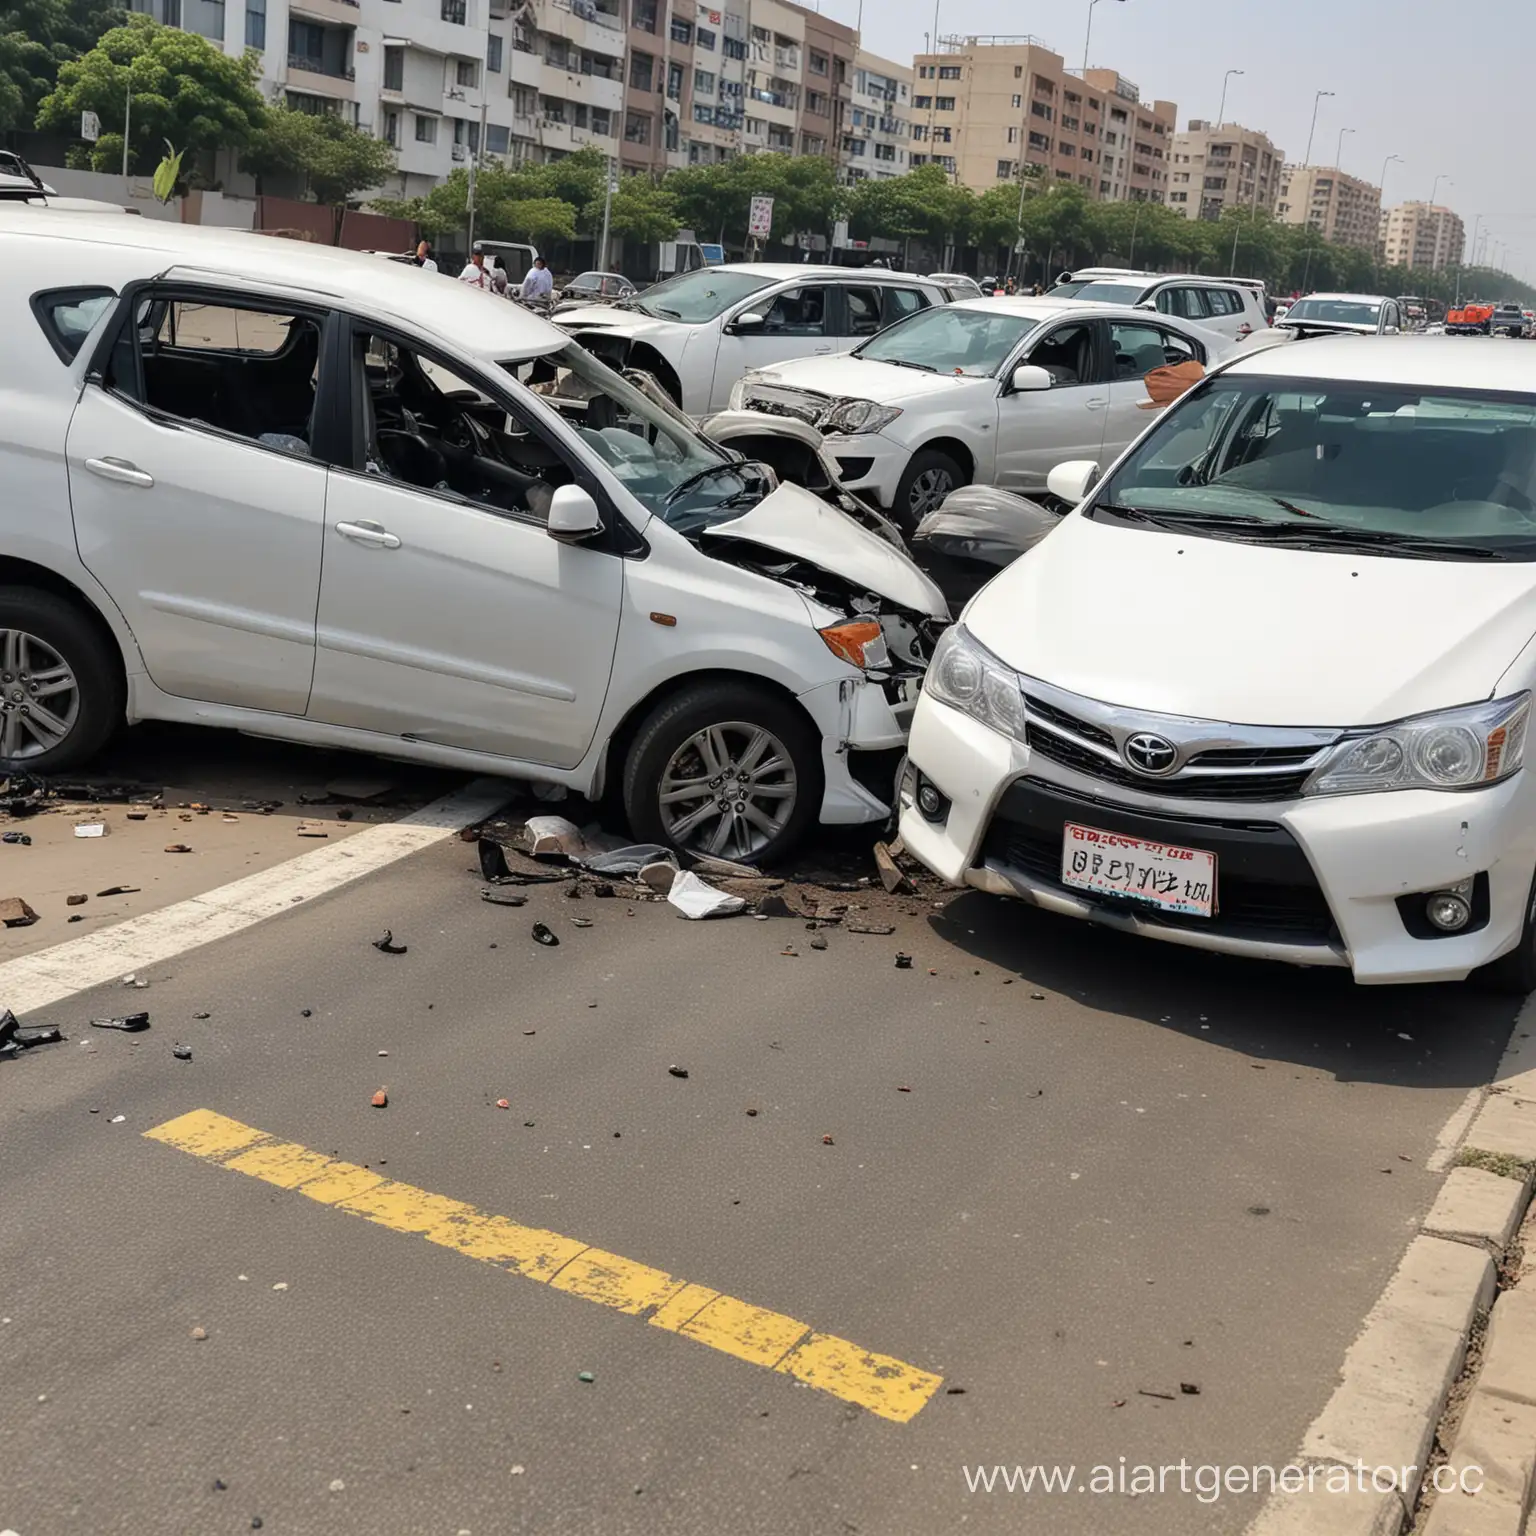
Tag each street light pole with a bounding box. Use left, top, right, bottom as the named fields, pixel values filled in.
left=1429, top=172, right=1449, bottom=208
left=598, top=156, right=616, bottom=271
left=1082, top=0, right=1125, bottom=76
left=1380, top=153, right=1401, bottom=198
left=1217, top=68, right=1243, bottom=127
left=1334, top=125, right=1353, bottom=169
left=1302, top=89, right=1334, bottom=166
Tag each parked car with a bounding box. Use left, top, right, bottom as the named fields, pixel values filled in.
left=899, top=334, right=1536, bottom=989
left=1047, top=267, right=1149, bottom=297
left=1267, top=293, right=1405, bottom=338
left=928, top=272, right=984, bottom=298
left=1050, top=272, right=1268, bottom=346
left=0, top=167, right=133, bottom=214
left=554, top=264, right=951, bottom=416
left=555, top=271, right=638, bottom=309
left=1490, top=303, right=1529, bottom=339
left=0, top=210, right=949, bottom=864
left=729, top=296, right=1232, bottom=527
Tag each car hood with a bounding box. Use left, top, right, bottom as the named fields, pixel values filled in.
left=554, top=304, right=680, bottom=340
left=964, top=513, right=1536, bottom=726
left=746, top=353, right=983, bottom=407
left=706, top=481, right=947, bottom=619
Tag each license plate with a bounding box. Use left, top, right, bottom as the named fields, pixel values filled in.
left=1061, top=822, right=1217, bottom=918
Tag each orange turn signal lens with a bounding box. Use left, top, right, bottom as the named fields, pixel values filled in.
left=819, top=620, right=889, bottom=671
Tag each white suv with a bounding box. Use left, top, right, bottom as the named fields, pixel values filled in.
left=0, top=211, right=948, bottom=864
left=554, top=264, right=950, bottom=416
left=1051, top=272, right=1266, bottom=345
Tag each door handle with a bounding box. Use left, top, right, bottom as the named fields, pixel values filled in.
left=84, top=456, right=154, bottom=488
left=1086, top=398, right=1107, bottom=411
left=336, top=520, right=402, bottom=550
left=813, top=345, right=833, bottom=354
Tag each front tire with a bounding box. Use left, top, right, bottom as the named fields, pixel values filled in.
left=622, top=681, right=823, bottom=866
left=0, top=588, right=122, bottom=775
left=893, top=448, right=966, bottom=533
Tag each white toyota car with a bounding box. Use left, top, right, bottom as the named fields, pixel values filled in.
left=553, top=264, right=951, bottom=417
left=731, top=297, right=1231, bottom=527
left=0, top=211, right=947, bottom=864
left=899, top=336, right=1536, bottom=989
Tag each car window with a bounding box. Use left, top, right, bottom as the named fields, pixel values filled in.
left=32, top=286, right=116, bottom=363
left=1203, top=289, right=1238, bottom=317
left=1285, top=298, right=1384, bottom=325
left=1025, top=322, right=1101, bottom=387
left=1067, top=280, right=1150, bottom=305
left=1093, top=378, right=1536, bottom=559
left=743, top=284, right=828, bottom=337
left=856, top=305, right=1040, bottom=376
left=883, top=286, right=929, bottom=323
left=841, top=285, right=883, bottom=337
left=1108, top=322, right=1192, bottom=380
left=625, top=268, right=774, bottom=322
left=106, top=291, right=327, bottom=456
left=1157, top=286, right=1210, bottom=321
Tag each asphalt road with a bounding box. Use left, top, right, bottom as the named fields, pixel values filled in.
left=0, top=766, right=1521, bottom=1536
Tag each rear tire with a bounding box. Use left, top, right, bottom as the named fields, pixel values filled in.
left=893, top=448, right=966, bottom=534
left=0, top=588, right=122, bottom=776
left=622, top=681, right=823, bottom=867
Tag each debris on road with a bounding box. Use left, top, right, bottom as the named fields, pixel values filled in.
left=531, top=922, right=559, bottom=947
left=325, top=777, right=394, bottom=803
left=577, top=1371, right=595, bottom=1384
left=370, top=1089, right=388, bottom=1108
left=809, top=935, right=828, bottom=950
left=846, top=921, right=896, bottom=936
left=172, top=1044, right=192, bottom=1061
left=92, top=1013, right=150, bottom=1032
left=191, top=1326, right=208, bottom=1341
left=640, top=861, right=676, bottom=893
left=296, top=820, right=330, bottom=838
left=1180, top=1382, right=1201, bottom=1395
left=2, top=830, right=30, bottom=844
left=109, top=1114, right=125, bottom=1123
left=478, top=838, right=511, bottom=881
left=581, top=845, right=674, bottom=877
left=571, top=917, right=593, bottom=928
left=873, top=841, right=910, bottom=894
left=66, top=893, right=87, bottom=906
left=73, top=822, right=108, bottom=838
left=668, top=1065, right=689, bottom=1079
left=668, top=871, right=746, bottom=920
left=372, top=930, right=409, bottom=955
left=164, top=844, right=192, bottom=854
left=894, top=952, right=913, bottom=969
left=121, top=973, right=147, bottom=988
left=480, top=889, right=527, bottom=907
left=1137, top=1388, right=1177, bottom=1401
left=496, top=1099, right=510, bottom=1109
left=693, top=854, right=763, bottom=880
left=97, top=885, right=139, bottom=896
left=0, top=896, right=37, bottom=927
left=822, top=1134, right=835, bottom=1145
left=526, top=815, right=589, bottom=859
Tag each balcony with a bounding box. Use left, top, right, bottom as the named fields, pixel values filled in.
left=289, top=0, right=358, bottom=24
left=287, top=55, right=356, bottom=97
left=451, top=142, right=467, bottom=159
left=774, top=46, right=799, bottom=71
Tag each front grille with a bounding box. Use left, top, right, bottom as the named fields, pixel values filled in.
left=1185, top=744, right=1320, bottom=770
left=1027, top=731, right=1314, bottom=803
left=981, top=778, right=1337, bottom=943
left=1023, top=692, right=1116, bottom=753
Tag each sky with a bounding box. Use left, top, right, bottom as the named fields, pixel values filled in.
left=821, top=0, right=1536, bottom=285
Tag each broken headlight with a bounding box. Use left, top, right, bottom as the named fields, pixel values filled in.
left=923, top=625, right=1026, bottom=744
left=818, top=399, right=903, bottom=435
left=1304, top=694, right=1529, bottom=796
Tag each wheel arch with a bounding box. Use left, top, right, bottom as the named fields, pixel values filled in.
left=0, top=557, right=130, bottom=690
left=628, top=344, right=684, bottom=407
left=915, top=437, right=976, bottom=482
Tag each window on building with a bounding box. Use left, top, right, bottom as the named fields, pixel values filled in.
left=809, top=49, right=828, bottom=74
left=414, top=114, right=437, bottom=142
left=629, top=51, right=653, bottom=90
left=244, top=0, right=265, bottom=49
left=667, top=59, right=683, bottom=97
left=997, top=158, right=1013, bottom=178
left=485, top=122, right=509, bottom=153
left=669, top=17, right=691, bottom=42
left=1006, top=126, right=1017, bottom=143
left=937, top=64, right=960, bottom=79
left=1011, top=92, right=1021, bottom=108
left=632, top=0, right=656, bottom=29
left=875, top=141, right=894, bottom=160
left=693, top=102, right=713, bottom=123
left=933, top=126, right=950, bottom=142
left=695, top=68, right=715, bottom=94
left=289, top=19, right=324, bottom=62
left=624, top=110, right=651, bottom=143
left=456, top=58, right=477, bottom=86
left=440, top=0, right=466, bottom=22
left=696, top=25, right=715, bottom=48
left=1013, top=64, right=1022, bottom=77
left=382, top=108, right=399, bottom=145
left=592, top=107, right=611, bottom=135
left=486, top=34, right=502, bottom=71
left=910, top=123, right=927, bottom=141
left=935, top=96, right=953, bottom=110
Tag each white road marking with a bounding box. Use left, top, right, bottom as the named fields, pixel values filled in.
left=0, top=778, right=510, bottom=1015
left=1427, top=1086, right=1486, bottom=1172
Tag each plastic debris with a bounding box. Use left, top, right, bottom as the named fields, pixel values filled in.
left=191, top=1325, right=208, bottom=1341
left=0, top=896, right=37, bottom=927
left=577, top=1371, right=595, bottom=1384
left=478, top=838, right=511, bottom=880
left=571, top=917, right=593, bottom=928
left=74, top=822, right=108, bottom=838
left=821, top=1134, right=835, bottom=1145
left=845, top=921, right=895, bottom=936
left=531, top=922, right=559, bottom=947
left=2, top=830, right=30, bottom=844
left=667, top=1065, right=689, bottom=1079
left=97, top=885, right=139, bottom=896
left=496, top=1099, right=510, bottom=1109
left=92, top=1012, right=150, bottom=1032
left=894, top=952, right=913, bottom=969
left=372, top=930, right=408, bottom=955
left=164, top=844, right=192, bottom=854
left=296, top=820, right=330, bottom=838
left=668, top=870, right=747, bottom=920
left=370, top=1089, right=388, bottom=1108
left=172, top=1044, right=192, bottom=1060
left=109, top=1114, right=125, bottom=1123
left=121, top=973, right=147, bottom=988
left=481, top=889, right=527, bottom=907
left=580, top=844, right=675, bottom=877
left=639, top=861, right=677, bottom=893
left=526, top=815, right=588, bottom=858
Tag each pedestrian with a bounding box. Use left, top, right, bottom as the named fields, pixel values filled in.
left=458, top=243, right=491, bottom=290
left=1004, top=275, right=1017, bottom=296
left=489, top=260, right=508, bottom=297
left=414, top=239, right=437, bottom=273
left=520, top=255, right=554, bottom=304
left=1031, top=281, right=1042, bottom=296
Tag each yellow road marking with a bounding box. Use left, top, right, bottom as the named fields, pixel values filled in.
left=144, top=1110, right=942, bottom=1422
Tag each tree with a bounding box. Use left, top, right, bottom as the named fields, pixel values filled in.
left=603, top=174, right=678, bottom=245
left=667, top=152, right=841, bottom=245
left=36, top=14, right=265, bottom=177
left=1019, top=181, right=1093, bottom=273
left=242, top=102, right=397, bottom=211
left=372, top=165, right=577, bottom=246
left=0, top=0, right=120, bottom=131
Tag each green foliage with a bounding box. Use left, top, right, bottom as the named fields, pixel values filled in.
left=151, top=137, right=179, bottom=201
left=373, top=166, right=577, bottom=245
left=242, top=101, right=397, bottom=205
left=36, top=13, right=265, bottom=175
left=667, top=153, right=841, bottom=243
left=602, top=174, right=678, bottom=245
left=0, top=0, right=122, bottom=131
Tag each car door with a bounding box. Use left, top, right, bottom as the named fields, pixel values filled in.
left=1100, top=319, right=1205, bottom=462
left=1154, top=283, right=1219, bottom=336
left=836, top=282, right=934, bottom=349
left=64, top=284, right=335, bottom=715
left=710, top=281, right=834, bottom=413
left=991, top=318, right=1111, bottom=492
left=306, top=321, right=623, bottom=768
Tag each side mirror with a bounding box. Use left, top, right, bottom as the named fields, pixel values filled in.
left=547, top=483, right=605, bottom=543
left=727, top=311, right=766, bottom=335
left=1009, top=363, right=1054, bottom=393
left=1046, top=460, right=1101, bottom=505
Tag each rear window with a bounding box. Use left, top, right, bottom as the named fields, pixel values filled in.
left=31, top=286, right=116, bottom=363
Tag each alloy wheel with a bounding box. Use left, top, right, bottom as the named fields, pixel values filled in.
left=657, top=720, right=798, bottom=860
left=908, top=466, right=955, bottom=519
left=0, top=629, right=79, bottom=760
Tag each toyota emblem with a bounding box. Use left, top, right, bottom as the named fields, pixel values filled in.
left=1123, top=732, right=1179, bottom=775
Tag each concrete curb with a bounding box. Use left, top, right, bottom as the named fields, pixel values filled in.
left=1245, top=1010, right=1536, bottom=1536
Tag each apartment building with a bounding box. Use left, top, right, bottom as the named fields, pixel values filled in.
left=1081, top=69, right=1174, bottom=202
left=1378, top=201, right=1465, bottom=271
left=906, top=36, right=1173, bottom=202
left=1276, top=164, right=1382, bottom=252
left=1168, top=120, right=1283, bottom=220
left=843, top=49, right=911, bottom=183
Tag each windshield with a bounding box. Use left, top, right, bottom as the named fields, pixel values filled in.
left=1089, top=376, right=1536, bottom=561
left=621, top=269, right=774, bottom=322
left=1068, top=280, right=1153, bottom=305
left=855, top=306, right=1040, bottom=376
left=1284, top=298, right=1381, bottom=325
left=499, top=341, right=771, bottom=535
